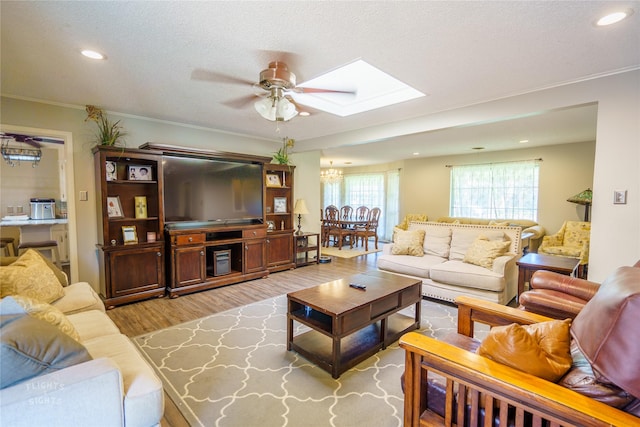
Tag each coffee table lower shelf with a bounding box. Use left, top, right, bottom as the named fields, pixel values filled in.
left=289, top=311, right=418, bottom=378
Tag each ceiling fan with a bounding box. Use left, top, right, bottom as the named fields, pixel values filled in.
left=193, top=61, right=355, bottom=122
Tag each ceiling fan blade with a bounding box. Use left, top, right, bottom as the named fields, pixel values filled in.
left=191, top=68, right=255, bottom=86
left=293, top=87, right=357, bottom=95
left=222, top=94, right=260, bottom=109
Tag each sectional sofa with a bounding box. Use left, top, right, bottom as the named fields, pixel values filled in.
left=0, top=250, right=163, bottom=427
left=377, top=221, right=522, bottom=304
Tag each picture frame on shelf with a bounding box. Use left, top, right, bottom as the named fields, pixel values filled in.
left=106, top=196, right=124, bottom=218
left=266, top=174, right=282, bottom=187
left=122, top=225, right=138, bottom=245
left=128, top=165, right=152, bottom=181
left=134, top=196, right=148, bottom=219
left=106, top=161, right=117, bottom=181
left=266, top=220, right=276, bottom=231
left=273, top=197, right=287, bottom=213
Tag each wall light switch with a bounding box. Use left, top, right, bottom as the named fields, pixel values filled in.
left=79, top=190, right=88, bottom=201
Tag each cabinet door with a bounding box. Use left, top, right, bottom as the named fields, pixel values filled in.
left=106, top=246, right=164, bottom=297
left=244, top=239, right=266, bottom=274
left=174, top=245, right=206, bottom=288
left=266, top=233, right=293, bottom=267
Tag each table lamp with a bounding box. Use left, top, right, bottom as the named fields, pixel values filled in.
left=293, top=199, right=309, bottom=235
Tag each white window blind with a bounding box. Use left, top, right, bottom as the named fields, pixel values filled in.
left=450, top=160, right=540, bottom=220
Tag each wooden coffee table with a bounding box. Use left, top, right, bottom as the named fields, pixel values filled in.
left=287, top=271, right=421, bottom=378
left=517, top=253, right=580, bottom=301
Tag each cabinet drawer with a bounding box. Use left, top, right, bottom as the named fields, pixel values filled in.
left=371, top=294, right=399, bottom=318
left=175, top=233, right=205, bottom=245
left=243, top=228, right=267, bottom=239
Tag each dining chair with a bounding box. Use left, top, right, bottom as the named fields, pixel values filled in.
left=340, top=205, right=353, bottom=222
left=355, top=207, right=381, bottom=251
left=324, top=206, right=353, bottom=250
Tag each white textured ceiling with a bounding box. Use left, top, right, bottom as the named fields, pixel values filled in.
left=1, top=1, right=639, bottom=166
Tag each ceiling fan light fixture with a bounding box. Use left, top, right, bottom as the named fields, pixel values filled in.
left=254, top=88, right=298, bottom=122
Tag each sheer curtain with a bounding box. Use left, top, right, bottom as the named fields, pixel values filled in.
left=450, top=160, right=540, bottom=220
left=321, top=171, right=399, bottom=241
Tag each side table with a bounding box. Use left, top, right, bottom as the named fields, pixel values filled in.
left=516, top=253, right=580, bottom=301
left=294, top=232, right=320, bottom=267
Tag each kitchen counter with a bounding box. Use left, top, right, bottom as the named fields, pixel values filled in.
left=0, top=218, right=68, bottom=227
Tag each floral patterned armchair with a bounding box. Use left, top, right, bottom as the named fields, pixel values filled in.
left=538, top=220, right=591, bottom=266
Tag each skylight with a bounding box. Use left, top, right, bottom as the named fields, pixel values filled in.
left=292, top=59, right=425, bottom=117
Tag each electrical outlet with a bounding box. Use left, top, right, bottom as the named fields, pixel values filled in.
left=79, top=190, right=88, bottom=201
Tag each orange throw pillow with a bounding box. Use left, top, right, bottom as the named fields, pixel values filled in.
left=477, top=319, right=572, bottom=382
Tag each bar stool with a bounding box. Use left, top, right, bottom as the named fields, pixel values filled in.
left=17, top=240, right=61, bottom=269
left=1, top=237, right=16, bottom=257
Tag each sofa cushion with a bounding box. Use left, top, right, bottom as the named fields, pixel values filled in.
left=0, top=249, right=65, bottom=303
left=571, top=265, right=640, bottom=398
left=477, top=319, right=572, bottom=382
left=0, top=295, right=80, bottom=341
left=83, top=334, right=164, bottom=427
left=0, top=313, right=92, bottom=389
left=429, top=260, right=506, bottom=292
left=449, top=228, right=506, bottom=261
left=463, top=235, right=511, bottom=269
left=409, top=224, right=451, bottom=258
left=67, top=310, right=122, bottom=342
left=391, top=229, right=425, bottom=256
left=377, top=252, right=445, bottom=278
left=52, top=282, right=105, bottom=314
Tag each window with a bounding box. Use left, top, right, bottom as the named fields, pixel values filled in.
left=322, top=171, right=400, bottom=241
left=450, top=160, right=540, bottom=220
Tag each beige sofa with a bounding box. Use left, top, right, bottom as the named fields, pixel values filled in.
left=377, top=221, right=522, bottom=304
left=436, top=216, right=544, bottom=252
left=0, top=251, right=163, bottom=427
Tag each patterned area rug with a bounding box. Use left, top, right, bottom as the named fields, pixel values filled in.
left=320, top=245, right=382, bottom=259
left=133, top=295, right=468, bottom=427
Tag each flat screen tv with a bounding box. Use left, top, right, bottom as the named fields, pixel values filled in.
left=162, top=155, right=263, bottom=228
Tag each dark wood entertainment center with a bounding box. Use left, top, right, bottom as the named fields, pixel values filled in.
left=94, top=144, right=297, bottom=307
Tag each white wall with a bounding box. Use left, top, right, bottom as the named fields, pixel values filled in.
left=400, top=141, right=595, bottom=234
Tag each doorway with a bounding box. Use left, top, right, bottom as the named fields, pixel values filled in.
left=0, top=124, right=78, bottom=282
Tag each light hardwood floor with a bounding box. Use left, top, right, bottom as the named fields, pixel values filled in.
left=106, top=253, right=380, bottom=427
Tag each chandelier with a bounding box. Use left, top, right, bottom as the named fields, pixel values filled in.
left=320, top=161, right=343, bottom=183
left=254, top=87, right=298, bottom=122
left=1, top=135, right=42, bottom=167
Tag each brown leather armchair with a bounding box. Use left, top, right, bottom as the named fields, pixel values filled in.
left=519, top=260, right=640, bottom=319
left=400, top=263, right=640, bottom=426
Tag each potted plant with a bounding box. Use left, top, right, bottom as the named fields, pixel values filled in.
left=273, top=137, right=295, bottom=165
left=85, top=105, right=127, bottom=147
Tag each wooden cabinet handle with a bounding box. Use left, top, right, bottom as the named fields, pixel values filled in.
left=200, top=251, right=205, bottom=256
left=157, top=252, right=162, bottom=257
left=188, top=237, right=193, bottom=242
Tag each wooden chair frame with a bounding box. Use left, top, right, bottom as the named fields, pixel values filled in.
left=400, top=296, right=638, bottom=427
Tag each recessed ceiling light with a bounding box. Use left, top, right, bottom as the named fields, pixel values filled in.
left=519, top=139, right=529, bottom=144
left=298, top=111, right=310, bottom=117
left=413, top=152, right=420, bottom=156
left=81, top=49, right=106, bottom=60
left=596, top=10, right=633, bottom=26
